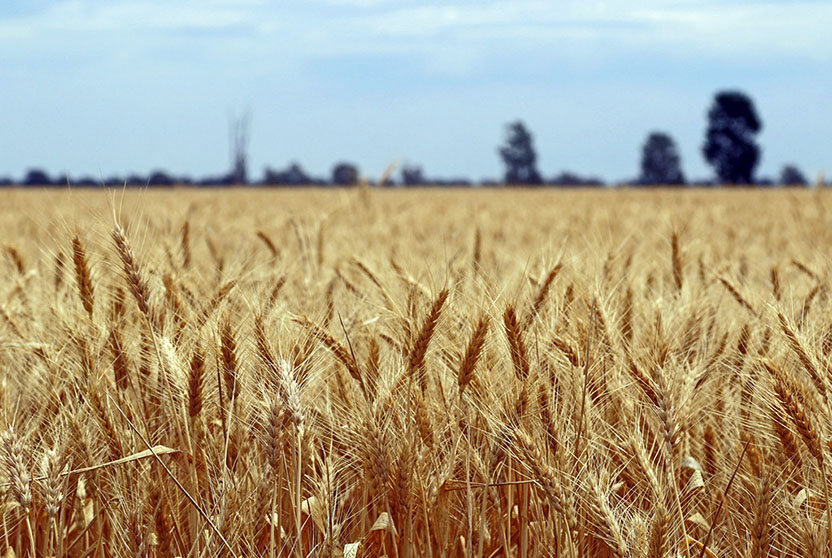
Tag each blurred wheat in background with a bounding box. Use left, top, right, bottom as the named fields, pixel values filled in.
left=1, top=188, right=831, bottom=557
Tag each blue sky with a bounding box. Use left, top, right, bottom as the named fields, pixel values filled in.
left=1, top=0, right=830, bottom=183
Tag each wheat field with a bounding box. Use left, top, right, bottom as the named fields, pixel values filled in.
left=0, top=187, right=830, bottom=557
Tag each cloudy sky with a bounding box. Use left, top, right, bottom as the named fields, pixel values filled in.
left=1, top=0, right=830, bottom=183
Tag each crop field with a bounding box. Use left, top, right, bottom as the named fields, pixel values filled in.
left=2, top=187, right=832, bottom=557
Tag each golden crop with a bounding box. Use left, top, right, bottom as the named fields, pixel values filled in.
left=0, top=187, right=830, bottom=557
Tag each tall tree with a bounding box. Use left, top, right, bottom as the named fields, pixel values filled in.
left=639, top=132, right=685, bottom=185
left=229, top=111, right=251, bottom=185
left=702, top=91, right=762, bottom=184
left=499, top=121, right=542, bottom=185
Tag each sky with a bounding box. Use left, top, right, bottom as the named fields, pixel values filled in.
left=1, top=0, right=831, bottom=183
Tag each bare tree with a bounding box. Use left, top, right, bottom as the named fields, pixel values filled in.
left=229, top=110, right=251, bottom=185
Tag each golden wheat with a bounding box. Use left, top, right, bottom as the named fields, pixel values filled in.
left=0, top=187, right=830, bottom=557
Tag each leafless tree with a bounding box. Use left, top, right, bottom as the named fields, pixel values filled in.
left=229, top=110, right=251, bottom=185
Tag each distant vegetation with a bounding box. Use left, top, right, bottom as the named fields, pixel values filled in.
left=0, top=90, right=823, bottom=188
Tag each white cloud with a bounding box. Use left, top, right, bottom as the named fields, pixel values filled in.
left=4, top=0, right=832, bottom=64
left=2, top=0, right=831, bottom=82
left=331, top=0, right=832, bottom=59
left=1, top=0, right=259, bottom=34
left=319, top=0, right=393, bottom=6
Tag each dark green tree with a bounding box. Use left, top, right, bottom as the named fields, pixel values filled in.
left=702, top=91, right=762, bottom=184
left=499, top=121, right=542, bottom=185
left=639, top=132, right=685, bottom=185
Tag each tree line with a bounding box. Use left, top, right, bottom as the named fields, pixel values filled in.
left=498, top=90, right=813, bottom=187
left=0, top=90, right=821, bottom=188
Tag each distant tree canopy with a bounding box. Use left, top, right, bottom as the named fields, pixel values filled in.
left=499, top=121, right=542, bottom=185
left=23, top=168, right=51, bottom=186
left=703, top=91, right=762, bottom=185
left=401, top=165, right=426, bottom=186
left=125, top=174, right=148, bottom=186
left=331, top=162, right=359, bottom=186
left=549, top=172, right=604, bottom=187
left=779, top=164, right=808, bottom=186
left=639, top=132, right=685, bottom=185
left=264, top=163, right=313, bottom=186
left=75, top=176, right=99, bottom=187
left=148, top=170, right=175, bottom=186
left=6, top=91, right=820, bottom=189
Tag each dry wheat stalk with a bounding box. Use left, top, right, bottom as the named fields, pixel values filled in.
left=749, top=473, right=772, bottom=558
left=188, top=344, right=205, bottom=419
left=512, top=428, right=579, bottom=540
left=296, top=315, right=363, bottom=389
left=457, top=314, right=490, bottom=394
left=718, top=276, right=757, bottom=316
left=408, top=288, right=449, bottom=392
left=220, top=317, right=239, bottom=401
left=777, top=312, right=826, bottom=398
left=671, top=230, right=683, bottom=292
left=180, top=220, right=191, bottom=268
left=524, top=262, right=562, bottom=327
left=109, top=325, right=130, bottom=391
left=256, top=230, right=279, bottom=258
left=5, top=245, right=24, bottom=275
left=1, top=426, right=33, bottom=513
left=72, top=236, right=95, bottom=319
left=503, top=306, right=530, bottom=381
left=112, top=223, right=153, bottom=321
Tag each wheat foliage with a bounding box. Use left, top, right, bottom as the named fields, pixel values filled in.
left=0, top=188, right=830, bottom=557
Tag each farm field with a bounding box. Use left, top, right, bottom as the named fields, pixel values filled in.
left=1, top=187, right=832, bottom=557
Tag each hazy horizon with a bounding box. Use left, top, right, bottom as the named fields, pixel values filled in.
left=2, top=1, right=830, bottom=183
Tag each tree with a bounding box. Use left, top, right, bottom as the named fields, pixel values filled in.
left=498, top=121, right=542, bottom=185
left=148, top=170, right=174, bottom=186
left=331, top=162, right=359, bottom=186
left=229, top=111, right=250, bottom=185
left=702, top=91, right=762, bottom=184
left=263, top=163, right=312, bottom=186
left=75, top=176, right=99, bottom=187
left=401, top=165, right=426, bottom=186
left=125, top=174, right=147, bottom=186
left=639, top=132, right=685, bottom=185
left=549, top=172, right=604, bottom=187
left=779, top=164, right=808, bottom=186
left=23, top=168, right=51, bottom=186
